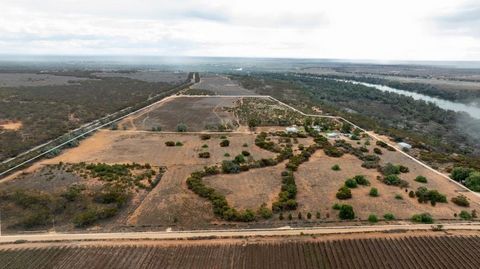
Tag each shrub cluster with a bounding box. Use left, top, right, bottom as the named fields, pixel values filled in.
left=415, top=187, right=447, bottom=205
left=451, top=195, right=470, bottom=207
left=411, top=213, right=434, bottom=223
left=272, top=170, right=298, bottom=212
left=336, top=186, right=352, bottom=200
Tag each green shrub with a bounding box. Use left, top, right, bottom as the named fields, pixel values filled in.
left=200, top=134, right=211, bottom=140
left=288, top=213, right=293, bottom=220
left=257, top=204, right=273, bottom=219
left=373, top=148, right=382, bottom=155
left=331, top=164, right=341, bottom=171
left=409, top=190, right=415, bottom=198
left=73, top=209, right=98, bottom=227
left=368, top=214, right=378, bottom=223
left=395, top=194, right=403, bottom=200
left=243, top=143, right=248, bottom=147
left=345, top=179, right=358, bottom=188
left=307, top=212, right=312, bottom=219
left=459, top=210, right=472, bottom=220
left=339, top=204, right=355, bottom=220
left=451, top=195, right=470, bottom=207
left=175, top=141, right=183, bottom=146
left=316, top=212, right=321, bottom=219
left=224, top=153, right=230, bottom=157
left=165, top=141, right=175, bottom=147
left=369, top=188, right=379, bottom=197
left=414, top=176, right=428, bottom=183
left=234, top=154, right=246, bottom=164
left=415, top=187, right=447, bottom=204
left=324, top=145, right=343, bottom=157
left=222, top=160, right=241, bottom=174
left=198, top=152, right=211, bottom=158
left=62, top=184, right=86, bottom=202
left=384, top=213, right=395, bottom=220
left=380, top=163, right=400, bottom=176
left=298, top=212, right=302, bottom=219
left=93, top=185, right=128, bottom=206
left=220, top=139, right=230, bottom=147
left=398, top=165, right=409, bottom=173
left=332, top=203, right=341, bottom=210
left=411, top=213, right=434, bottom=223
left=279, top=213, right=284, bottom=220
left=202, top=144, right=209, bottom=148
left=336, top=186, right=352, bottom=199
left=353, top=175, right=370, bottom=186
left=18, top=208, right=51, bottom=229
left=241, top=150, right=251, bottom=156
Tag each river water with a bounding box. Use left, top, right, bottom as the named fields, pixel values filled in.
left=340, top=80, right=480, bottom=120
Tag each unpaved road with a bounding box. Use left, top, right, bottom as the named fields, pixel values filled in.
left=1, top=223, right=479, bottom=243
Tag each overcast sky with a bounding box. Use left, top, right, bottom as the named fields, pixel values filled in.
left=1, top=0, right=479, bottom=60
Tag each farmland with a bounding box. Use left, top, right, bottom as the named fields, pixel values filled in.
left=1, top=232, right=480, bottom=268
left=118, top=96, right=241, bottom=132
left=2, top=90, right=480, bottom=233
left=190, top=75, right=256, bottom=95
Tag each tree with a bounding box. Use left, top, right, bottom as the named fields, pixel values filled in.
left=176, top=123, right=187, bottom=132
left=450, top=167, right=474, bottom=182
left=465, top=172, right=480, bottom=192
left=339, top=204, right=355, bottom=220
left=341, top=122, right=352, bottom=133
left=307, top=212, right=312, bottom=219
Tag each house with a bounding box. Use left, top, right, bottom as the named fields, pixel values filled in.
left=398, top=142, right=412, bottom=150
left=312, top=125, right=322, bottom=132
left=286, top=126, right=299, bottom=133
left=327, top=132, right=339, bottom=139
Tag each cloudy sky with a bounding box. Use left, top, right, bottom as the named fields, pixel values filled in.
left=1, top=0, right=479, bottom=60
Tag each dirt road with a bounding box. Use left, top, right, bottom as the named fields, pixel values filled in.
left=1, top=222, right=479, bottom=243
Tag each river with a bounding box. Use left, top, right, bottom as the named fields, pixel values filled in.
left=339, top=80, right=480, bottom=120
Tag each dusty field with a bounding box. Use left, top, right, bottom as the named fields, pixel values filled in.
left=119, top=96, right=240, bottom=132
left=2, top=233, right=480, bottom=268
left=204, top=162, right=284, bottom=210
left=0, top=73, right=90, bottom=87
left=5, top=130, right=277, bottom=229
left=93, top=71, right=187, bottom=84
left=191, top=75, right=256, bottom=95
left=294, top=135, right=480, bottom=220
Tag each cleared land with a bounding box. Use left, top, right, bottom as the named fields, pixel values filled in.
left=190, top=75, right=256, bottom=95
left=2, top=94, right=480, bottom=233
left=93, top=71, right=187, bottom=84
left=1, top=233, right=480, bottom=268
left=119, top=96, right=240, bottom=132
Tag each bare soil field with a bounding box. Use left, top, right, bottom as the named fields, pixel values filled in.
left=0, top=121, right=22, bottom=131
left=119, top=96, right=240, bottom=132
left=190, top=75, right=256, bottom=95
left=2, top=233, right=480, bottom=268
left=0, top=130, right=277, bottom=230
left=0, top=73, right=90, bottom=87
left=204, top=162, right=284, bottom=210
left=294, top=134, right=480, bottom=221
left=93, top=71, right=187, bottom=84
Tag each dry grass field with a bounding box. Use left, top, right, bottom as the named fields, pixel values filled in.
left=190, top=75, right=256, bottom=95
left=119, top=96, right=240, bottom=132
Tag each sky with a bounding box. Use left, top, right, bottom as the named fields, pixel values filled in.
left=1, top=0, right=479, bottom=61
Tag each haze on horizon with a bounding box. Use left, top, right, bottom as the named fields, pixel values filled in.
left=1, top=0, right=480, bottom=61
